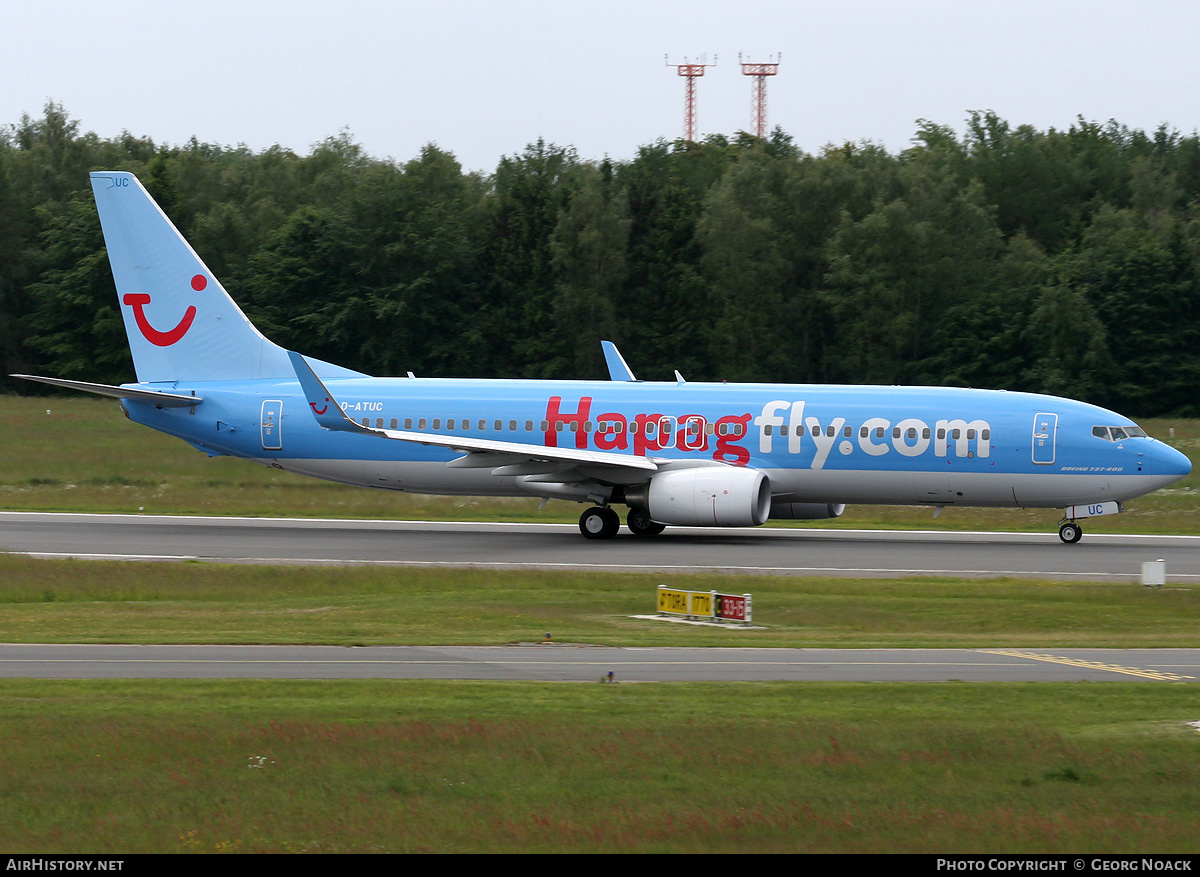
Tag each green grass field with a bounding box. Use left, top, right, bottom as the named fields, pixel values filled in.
left=1, top=680, right=1197, bottom=853
left=2, top=555, right=1198, bottom=648
left=3, top=395, right=1198, bottom=533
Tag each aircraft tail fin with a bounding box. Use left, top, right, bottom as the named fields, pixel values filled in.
left=90, top=172, right=364, bottom=384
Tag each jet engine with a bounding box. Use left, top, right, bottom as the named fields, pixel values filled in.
left=641, top=467, right=771, bottom=527
left=769, top=501, right=846, bottom=520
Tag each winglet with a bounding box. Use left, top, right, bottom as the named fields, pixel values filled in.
left=288, top=350, right=366, bottom=433
left=601, top=340, right=637, bottom=381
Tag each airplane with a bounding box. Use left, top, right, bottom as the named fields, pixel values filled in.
left=12, top=171, right=1192, bottom=543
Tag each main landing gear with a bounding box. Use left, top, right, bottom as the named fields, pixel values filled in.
left=579, top=506, right=620, bottom=540
left=1058, top=520, right=1083, bottom=544
left=578, top=506, right=665, bottom=539
left=626, top=507, right=665, bottom=537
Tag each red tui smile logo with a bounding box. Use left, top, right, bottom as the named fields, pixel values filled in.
left=123, top=274, right=205, bottom=346
left=310, top=398, right=329, bottom=415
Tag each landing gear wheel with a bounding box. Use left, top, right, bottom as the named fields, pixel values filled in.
left=627, top=507, right=666, bottom=537
left=1058, top=521, right=1083, bottom=544
left=580, top=506, right=620, bottom=540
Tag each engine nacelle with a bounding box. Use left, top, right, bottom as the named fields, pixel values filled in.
left=769, top=501, right=846, bottom=520
left=646, top=467, right=771, bottom=527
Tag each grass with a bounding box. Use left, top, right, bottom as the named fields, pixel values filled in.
left=0, top=680, right=1197, bottom=853
left=2, top=395, right=1198, bottom=533
left=1, top=554, right=1198, bottom=647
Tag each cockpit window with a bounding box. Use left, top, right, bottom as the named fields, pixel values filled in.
left=1093, top=424, right=1146, bottom=441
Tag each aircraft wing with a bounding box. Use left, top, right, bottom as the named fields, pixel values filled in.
left=288, top=352, right=657, bottom=474
left=10, top=374, right=203, bottom=407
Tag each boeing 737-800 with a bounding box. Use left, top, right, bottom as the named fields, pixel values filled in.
left=13, top=172, right=1192, bottom=542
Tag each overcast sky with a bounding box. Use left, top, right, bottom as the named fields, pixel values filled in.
left=5, top=0, right=1199, bottom=173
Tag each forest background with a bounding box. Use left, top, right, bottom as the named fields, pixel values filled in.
left=3, top=103, right=1199, bottom=418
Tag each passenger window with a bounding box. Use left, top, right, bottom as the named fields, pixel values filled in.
left=405, top=418, right=413, bottom=429
left=541, top=420, right=548, bottom=431
left=844, top=426, right=852, bottom=438
left=922, top=428, right=930, bottom=439
left=433, top=419, right=441, bottom=430
left=811, top=425, right=820, bottom=437
left=646, top=422, right=656, bottom=436
left=981, top=429, right=990, bottom=441
left=967, top=429, right=975, bottom=440
left=390, top=419, right=398, bottom=429
left=418, top=418, right=427, bottom=429
left=525, top=420, right=533, bottom=431
left=361, top=418, right=370, bottom=427
left=892, top=428, right=901, bottom=439
left=936, top=428, right=945, bottom=440
left=447, top=419, right=456, bottom=429
left=827, top=426, right=836, bottom=437
left=556, top=422, right=564, bottom=432
left=779, top=425, right=788, bottom=436
left=860, top=426, right=869, bottom=438
left=570, top=422, right=579, bottom=432
left=906, top=428, right=916, bottom=439
left=952, top=429, right=961, bottom=440
left=479, top=420, right=486, bottom=430
left=376, top=418, right=384, bottom=428
left=508, top=420, right=516, bottom=431
left=705, top=423, right=714, bottom=435
left=875, top=427, right=885, bottom=439
left=495, top=420, right=503, bottom=431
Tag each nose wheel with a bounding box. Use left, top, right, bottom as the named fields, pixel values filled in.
left=1058, top=521, right=1083, bottom=544
left=579, top=506, right=620, bottom=539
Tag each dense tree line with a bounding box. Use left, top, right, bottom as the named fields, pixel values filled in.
left=3, top=102, right=1200, bottom=416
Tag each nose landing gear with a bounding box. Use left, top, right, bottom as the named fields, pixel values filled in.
left=1058, top=520, right=1083, bottom=544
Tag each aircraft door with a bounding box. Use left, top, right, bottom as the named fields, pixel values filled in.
left=261, top=400, right=283, bottom=450
left=1032, top=412, right=1057, bottom=465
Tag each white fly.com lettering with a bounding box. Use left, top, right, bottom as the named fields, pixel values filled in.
left=754, top=400, right=991, bottom=470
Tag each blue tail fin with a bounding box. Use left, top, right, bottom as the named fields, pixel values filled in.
left=91, top=171, right=363, bottom=384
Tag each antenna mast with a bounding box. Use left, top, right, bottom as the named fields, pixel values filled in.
left=739, top=53, right=780, bottom=139
left=666, top=54, right=717, bottom=142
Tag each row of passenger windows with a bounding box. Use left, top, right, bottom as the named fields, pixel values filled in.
left=766, top=424, right=989, bottom=441
left=355, top=416, right=988, bottom=443
left=358, top=417, right=749, bottom=437
left=1092, top=425, right=1146, bottom=441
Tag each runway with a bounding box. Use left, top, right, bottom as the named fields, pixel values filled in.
left=1, top=511, right=1198, bottom=581
left=1, top=644, right=1196, bottom=682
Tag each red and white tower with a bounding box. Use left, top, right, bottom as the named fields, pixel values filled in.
left=740, top=53, right=780, bottom=139
left=666, top=54, right=717, bottom=142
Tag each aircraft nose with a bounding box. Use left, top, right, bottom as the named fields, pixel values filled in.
left=1146, top=440, right=1192, bottom=482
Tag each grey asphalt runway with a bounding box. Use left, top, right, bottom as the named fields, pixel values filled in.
left=1, top=644, right=1196, bottom=682
left=2, top=511, right=1198, bottom=581
left=4, top=512, right=1197, bottom=683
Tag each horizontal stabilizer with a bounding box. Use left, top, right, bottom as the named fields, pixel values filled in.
left=10, top=374, right=202, bottom=407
